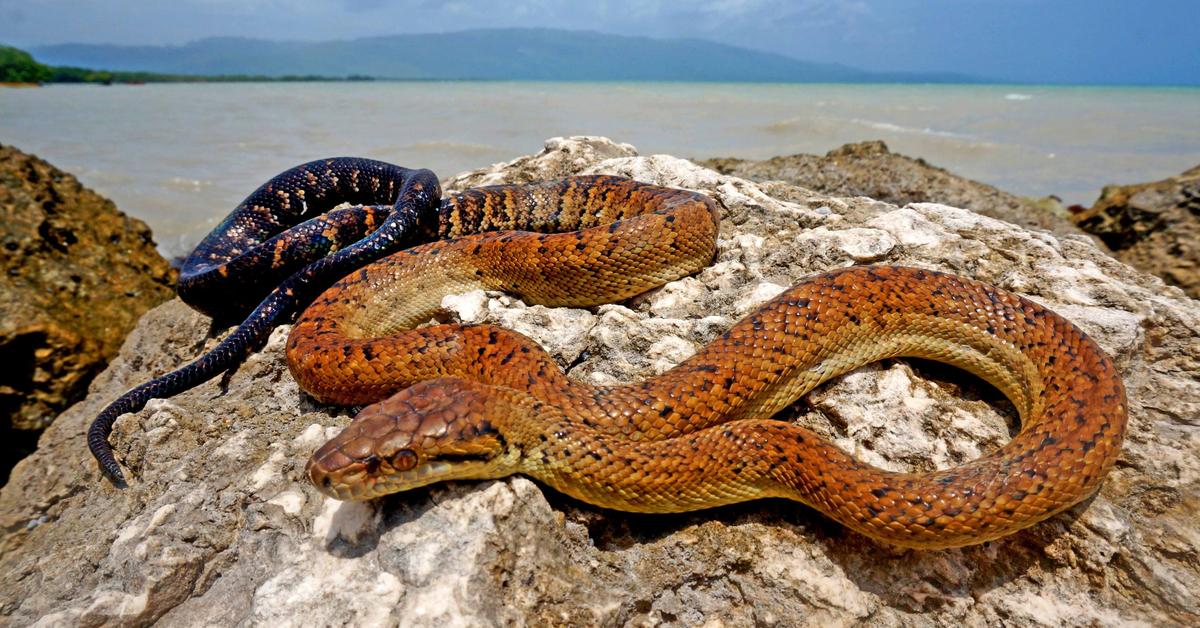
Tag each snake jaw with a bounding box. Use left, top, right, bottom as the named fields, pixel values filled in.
left=308, top=456, right=469, bottom=501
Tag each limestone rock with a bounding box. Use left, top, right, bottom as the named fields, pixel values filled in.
left=2, top=137, right=1197, bottom=626
left=1070, top=165, right=1200, bottom=297
left=0, top=143, right=175, bottom=477
left=698, top=140, right=1087, bottom=238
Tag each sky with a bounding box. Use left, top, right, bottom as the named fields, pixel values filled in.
left=1, top=0, right=1197, bottom=85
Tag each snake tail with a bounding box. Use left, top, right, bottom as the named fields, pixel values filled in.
left=87, top=158, right=442, bottom=483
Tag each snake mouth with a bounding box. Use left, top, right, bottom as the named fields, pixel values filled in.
left=308, top=456, right=465, bottom=500
left=307, top=452, right=507, bottom=501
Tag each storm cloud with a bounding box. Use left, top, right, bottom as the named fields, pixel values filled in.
left=0, top=0, right=1195, bottom=84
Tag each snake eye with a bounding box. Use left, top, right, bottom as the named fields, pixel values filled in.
left=390, top=449, right=417, bottom=471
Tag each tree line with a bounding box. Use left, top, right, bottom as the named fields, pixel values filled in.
left=0, top=45, right=374, bottom=84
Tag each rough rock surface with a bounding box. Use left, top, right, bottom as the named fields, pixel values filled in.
left=1069, top=165, right=1200, bottom=298
left=0, top=143, right=175, bottom=477
left=2, top=137, right=1198, bottom=626
left=698, top=140, right=1086, bottom=238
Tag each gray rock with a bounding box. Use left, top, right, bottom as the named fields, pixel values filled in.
left=697, top=140, right=1088, bottom=239
left=2, top=137, right=1197, bottom=626
left=1070, top=165, right=1200, bottom=298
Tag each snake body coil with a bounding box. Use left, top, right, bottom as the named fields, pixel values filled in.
left=87, top=158, right=441, bottom=482
left=289, top=175, right=1126, bottom=549
left=88, top=160, right=1127, bottom=548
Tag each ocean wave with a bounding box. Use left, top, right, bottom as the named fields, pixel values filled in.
left=1005, top=93, right=1034, bottom=101
left=165, top=177, right=212, bottom=190
left=848, top=118, right=973, bottom=139
left=761, top=116, right=812, bottom=133
left=405, top=140, right=503, bottom=156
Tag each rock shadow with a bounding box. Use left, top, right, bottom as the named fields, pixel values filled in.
left=550, top=486, right=1085, bottom=613
left=827, top=505, right=1084, bottom=612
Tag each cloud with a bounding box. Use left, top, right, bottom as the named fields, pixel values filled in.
left=0, top=0, right=1193, bottom=84
left=339, top=0, right=401, bottom=11
left=0, top=0, right=879, bottom=45
left=326, top=0, right=875, bottom=35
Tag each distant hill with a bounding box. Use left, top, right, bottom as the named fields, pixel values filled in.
left=29, top=29, right=978, bottom=83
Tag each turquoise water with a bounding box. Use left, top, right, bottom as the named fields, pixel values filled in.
left=2, top=82, right=1198, bottom=257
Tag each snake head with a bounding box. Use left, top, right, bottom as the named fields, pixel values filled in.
left=307, top=378, right=522, bottom=500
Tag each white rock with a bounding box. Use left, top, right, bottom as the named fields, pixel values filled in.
left=734, top=281, right=787, bottom=315
left=441, top=289, right=489, bottom=322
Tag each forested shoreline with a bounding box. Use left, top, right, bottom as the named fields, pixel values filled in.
left=0, top=45, right=372, bottom=85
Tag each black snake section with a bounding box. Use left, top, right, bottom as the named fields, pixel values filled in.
left=87, top=158, right=441, bottom=484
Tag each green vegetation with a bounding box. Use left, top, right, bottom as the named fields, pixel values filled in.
left=48, top=65, right=375, bottom=84
left=1, top=44, right=374, bottom=85
left=0, top=46, right=53, bottom=83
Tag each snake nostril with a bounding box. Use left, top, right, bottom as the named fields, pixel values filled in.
left=322, top=475, right=332, bottom=488
left=363, top=455, right=381, bottom=474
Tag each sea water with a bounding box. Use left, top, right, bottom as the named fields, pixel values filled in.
left=2, top=81, right=1198, bottom=258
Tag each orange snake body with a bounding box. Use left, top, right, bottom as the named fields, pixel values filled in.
left=292, top=175, right=1127, bottom=549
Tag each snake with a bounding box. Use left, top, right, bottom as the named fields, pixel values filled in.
left=291, top=175, right=1127, bottom=549
left=88, top=158, right=442, bottom=483
left=87, top=159, right=1127, bottom=549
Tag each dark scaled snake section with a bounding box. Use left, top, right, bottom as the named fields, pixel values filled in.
left=87, top=158, right=442, bottom=483
left=88, top=159, right=1127, bottom=549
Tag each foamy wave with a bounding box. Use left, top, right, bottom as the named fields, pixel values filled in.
left=1005, top=93, right=1034, bottom=101
left=761, top=116, right=831, bottom=134
left=165, top=177, right=212, bottom=190
left=405, top=140, right=502, bottom=156
left=848, top=118, right=972, bottom=139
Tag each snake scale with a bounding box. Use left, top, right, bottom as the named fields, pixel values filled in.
left=89, top=158, right=1127, bottom=549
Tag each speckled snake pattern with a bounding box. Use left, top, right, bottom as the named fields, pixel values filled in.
left=89, top=159, right=1127, bottom=548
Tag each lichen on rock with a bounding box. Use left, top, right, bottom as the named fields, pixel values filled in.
left=1, top=137, right=1197, bottom=626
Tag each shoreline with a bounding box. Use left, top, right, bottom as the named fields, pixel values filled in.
left=3, top=81, right=1196, bottom=261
